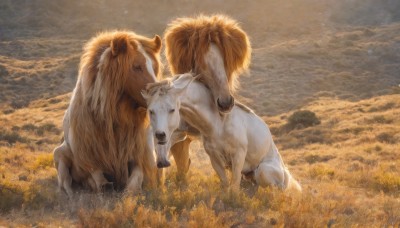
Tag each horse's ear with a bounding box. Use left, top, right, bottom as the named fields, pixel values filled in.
left=141, top=90, right=151, bottom=103
left=193, top=74, right=201, bottom=81
left=111, top=35, right=130, bottom=57
left=172, top=73, right=195, bottom=95
left=152, top=35, right=162, bottom=53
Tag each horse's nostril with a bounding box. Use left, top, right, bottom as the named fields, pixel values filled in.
left=157, top=160, right=171, bottom=168
left=155, top=131, right=166, bottom=140
left=217, top=97, right=234, bottom=111
left=217, top=98, right=224, bottom=109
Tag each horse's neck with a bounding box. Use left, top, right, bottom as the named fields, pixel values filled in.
left=179, top=82, right=222, bottom=136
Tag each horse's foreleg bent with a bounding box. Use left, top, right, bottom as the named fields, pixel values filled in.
left=57, top=159, right=73, bottom=197
left=53, top=141, right=73, bottom=197
left=90, top=170, right=112, bottom=192
left=170, top=138, right=192, bottom=181
left=254, top=162, right=285, bottom=189
left=126, top=166, right=144, bottom=194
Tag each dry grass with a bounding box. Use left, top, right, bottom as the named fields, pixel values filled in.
left=1, top=0, right=400, bottom=226
left=0, top=94, right=399, bottom=227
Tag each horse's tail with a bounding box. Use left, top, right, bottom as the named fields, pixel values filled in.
left=283, top=168, right=302, bottom=192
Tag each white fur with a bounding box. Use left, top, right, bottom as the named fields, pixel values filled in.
left=205, top=44, right=229, bottom=89
left=145, top=74, right=301, bottom=191
left=137, top=42, right=157, bottom=82
left=203, top=44, right=231, bottom=108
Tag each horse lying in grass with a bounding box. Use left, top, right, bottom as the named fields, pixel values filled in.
left=142, top=73, right=302, bottom=191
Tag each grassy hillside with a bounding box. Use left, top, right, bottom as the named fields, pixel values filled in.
left=241, top=23, right=400, bottom=115
left=0, top=0, right=399, bottom=226
left=1, top=94, right=399, bottom=226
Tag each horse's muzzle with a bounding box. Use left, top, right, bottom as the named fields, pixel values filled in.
left=157, top=160, right=171, bottom=168
left=217, top=96, right=234, bottom=113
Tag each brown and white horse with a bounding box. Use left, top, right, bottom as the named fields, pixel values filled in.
left=164, top=14, right=251, bottom=177
left=53, top=31, right=162, bottom=196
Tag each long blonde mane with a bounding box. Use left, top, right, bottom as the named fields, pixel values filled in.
left=69, top=31, right=159, bottom=189
left=164, top=14, right=251, bottom=90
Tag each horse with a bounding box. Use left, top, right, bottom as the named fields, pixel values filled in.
left=53, top=30, right=162, bottom=196
left=164, top=14, right=252, bottom=178
left=142, top=73, right=302, bottom=191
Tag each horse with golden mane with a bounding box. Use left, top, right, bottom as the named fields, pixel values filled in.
left=163, top=14, right=251, bottom=178
left=53, top=30, right=162, bottom=196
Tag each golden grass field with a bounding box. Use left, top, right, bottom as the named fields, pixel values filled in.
left=1, top=0, right=399, bottom=227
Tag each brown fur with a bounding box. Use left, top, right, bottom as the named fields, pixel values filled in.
left=164, top=14, right=251, bottom=90
left=57, top=31, right=162, bottom=191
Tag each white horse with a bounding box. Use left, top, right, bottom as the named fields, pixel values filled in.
left=142, top=73, right=301, bottom=191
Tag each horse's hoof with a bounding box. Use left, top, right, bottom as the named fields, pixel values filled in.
left=102, top=182, right=115, bottom=192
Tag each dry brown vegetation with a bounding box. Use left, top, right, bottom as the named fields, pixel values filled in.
left=1, top=0, right=400, bottom=227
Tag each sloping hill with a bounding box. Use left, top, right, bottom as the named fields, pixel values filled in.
left=1, top=93, right=399, bottom=226
left=0, top=0, right=399, bottom=226
left=1, top=0, right=399, bottom=115
left=239, top=23, right=400, bottom=115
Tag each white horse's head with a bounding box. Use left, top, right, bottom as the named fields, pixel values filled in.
left=142, top=73, right=195, bottom=168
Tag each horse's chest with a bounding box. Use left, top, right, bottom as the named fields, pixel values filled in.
left=203, top=137, right=234, bottom=168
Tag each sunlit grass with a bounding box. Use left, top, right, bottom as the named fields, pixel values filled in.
left=1, top=3, right=400, bottom=224
left=1, top=94, right=400, bottom=226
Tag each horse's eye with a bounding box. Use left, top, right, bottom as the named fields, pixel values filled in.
left=133, top=65, right=143, bottom=72
left=169, top=109, right=175, bottom=113
left=149, top=110, right=154, bottom=115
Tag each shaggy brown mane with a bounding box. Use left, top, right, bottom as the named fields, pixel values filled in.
left=67, top=31, right=160, bottom=190
left=164, top=14, right=251, bottom=90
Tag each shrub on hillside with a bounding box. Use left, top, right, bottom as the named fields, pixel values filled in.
left=2, top=108, right=14, bottom=114
left=376, top=132, right=397, bottom=144
left=0, top=182, right=24, bottom=213
left=0, top=130, right=27, bottom=144
left=38, top=123, right=60, bottom=134
left=286, top=110, right=321, bottom=130
left=21, top=122, right=61, bottom=136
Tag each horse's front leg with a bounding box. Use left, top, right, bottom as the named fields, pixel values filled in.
left=53, top=141, right=73, bottom=197
left=170, top=138, right=192, bottom=181
left=230, top=149, right=246, bottom=191
left=126, top=165, right=144, bottom=194
left=90, top=170, right=112, bottom=192
left=209, top=156, right=229, bottom=188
